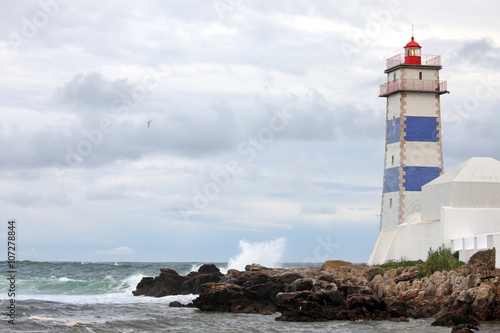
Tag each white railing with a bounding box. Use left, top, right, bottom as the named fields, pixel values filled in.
left=380, top=79, right=447, bottom=96
left=385, top=54, right=441, bottom=69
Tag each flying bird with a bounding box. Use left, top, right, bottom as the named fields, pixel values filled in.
left=147, top=120, right=152, bottom=128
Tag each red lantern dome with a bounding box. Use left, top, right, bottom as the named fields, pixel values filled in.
left=404, top=37, right=421, bottom=65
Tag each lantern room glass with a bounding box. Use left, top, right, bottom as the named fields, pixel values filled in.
left=406, top=47, right=421, bottom=57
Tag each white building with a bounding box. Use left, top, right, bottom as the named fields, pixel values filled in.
left=368, top=37, right=500, bottom=268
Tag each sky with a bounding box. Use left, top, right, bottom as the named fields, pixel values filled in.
left=1, top=0, right=499, bottom=263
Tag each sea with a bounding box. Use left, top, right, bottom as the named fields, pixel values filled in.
left=1, top=260, right=499, bottom=332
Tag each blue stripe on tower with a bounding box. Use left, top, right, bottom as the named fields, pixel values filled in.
left=383, top=167, right=400, bottom=193
left=386, top=118, right=400, bottom=144
left=404, top=116, right=439, bottom=142
left=403, top=166, right=442, bottom=191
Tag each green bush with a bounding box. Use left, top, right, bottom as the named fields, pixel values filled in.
left=419, top=245, right=464, bottom=274
left=375, top=259, right=423, bottom=271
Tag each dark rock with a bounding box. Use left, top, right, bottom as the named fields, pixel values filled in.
left=347, top=294, right=390, bottom=321
left=134, top=261, right=500, bottom=323
left=468, top=248, right=496, bottom=270
left=180, top=271, right=223, bottom=294
left=431, top=313, right=480, bottom=327
left=450, top=323, right=479, bottom=333
left=169, top=301, right=182, bottom=307
left=337, top=285, right=361, bottom=298
left=316, top=289, right=344, bottom=307
left=198, top=263, right=221, bottom=274
left=408, top=300, right=441, bottom=319
left=360, top=289, right=373, bottom=295
left=245, top=264, right=269, bottom=271
left=132, top=277, right=155, bottom=296
left=387, top=300, right=409, bottom=318
left=285, top=278, right=314, bottom=292
left=346, top=294, right=393, bottom=321
left=193, top=283, right=246, bottom=312
left=193, top=282, right=277, bottom=314
left=146, top=268, right=185, bottom=297
left=132, top=265, right=223, bottom=297
left=275, top=272, right=304, bottom=285
left=317, top=274, right=337, bottom=283
left=347, top=294, right=387, bottom=312
left=274, top=290, right=348, bottom=321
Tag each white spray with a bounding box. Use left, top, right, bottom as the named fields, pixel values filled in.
left=225, top=238, right=286, bottom=272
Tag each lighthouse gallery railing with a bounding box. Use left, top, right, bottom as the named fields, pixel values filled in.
left=379, top=79, right=447, bottom=96
left=386, top=54, right=441, bottom=69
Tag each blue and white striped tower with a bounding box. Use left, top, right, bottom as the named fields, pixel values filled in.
left=368, top=37, right=448, bottom=264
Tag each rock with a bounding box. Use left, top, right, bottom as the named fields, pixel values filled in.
left=431, top=313, right=479, bottom=327
left=450, top=323, right=479, bottom=333
left=143, top=268, right=185, bottom=297
left=337, top=285, right=361, bottom=298
left=276, top=272, right=305, bottom=285
left=134, top=261, right=500, bottom=323
left=245, top=264, right=268, bottom=271
left=169, top=301, right=182, bottom=307
left=132, top=265, right=223, bottom=297
left=384, top=269, right=398, bottom=279
left=285, top=278, right=314, bottom=292
left=132, top=277, right=155, bottom=296
left=320, top=260, right=351, bottom=272
left=400, top=288, right=422, bottom=301
left=193, top=282, right=277, bottom=314
left=387, top=300, right=409, bottom=318
left=394, top=271, right=418, bottom=283
left=347, top=294, right=392, bottom=321
left=365, top=267, right=385, bottom=281
left=468, top=248, right=496, bottom=270
left=347, top=294, right=387, bottom=311
left=274, top=289, right=347, bottom=322
left=198, top=263, right=221, bottom=274
left=180, top=270, right=223, bottom=294
left=470, top=284, right=495, bottom=320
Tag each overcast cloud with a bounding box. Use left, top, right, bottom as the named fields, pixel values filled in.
left=1, top=0, right=499, bottom=263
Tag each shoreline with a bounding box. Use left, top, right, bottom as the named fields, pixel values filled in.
left=133, top=252, right=500, bottom=331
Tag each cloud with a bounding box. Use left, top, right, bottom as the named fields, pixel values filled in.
left=97, top=246, right=135, bottom=256
left=55, top=72, right=135, bottom=112
left=1, top=0, right=499, bottom=262
left=452, top=39, right=500, bottom=69
left=85, top=183, right=131, bottom=201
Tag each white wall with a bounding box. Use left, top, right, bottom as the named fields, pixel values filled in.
left=441, top=206, right=500, bottom=242
left=396, top=219, right=442, bottom=261
left=422, top=182, right=453, bottom=221
left=453, top=182, right=500, bottom=208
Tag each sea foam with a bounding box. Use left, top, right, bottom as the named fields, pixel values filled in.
left=225, top=237, right=286, bottom=272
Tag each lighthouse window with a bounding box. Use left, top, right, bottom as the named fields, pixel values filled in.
left=389, top=198, right=393, bottom=208
left=391, top=155, right=395, bottom=165
left=419, top=72, right=422, bottom=80
left=393, top=73, right=396, bottom=81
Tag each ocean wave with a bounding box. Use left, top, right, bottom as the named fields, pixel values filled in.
left=17, top=292, right=199, bottom=305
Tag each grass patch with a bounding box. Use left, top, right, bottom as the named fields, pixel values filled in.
left=375, top=259, right=423, bottom=271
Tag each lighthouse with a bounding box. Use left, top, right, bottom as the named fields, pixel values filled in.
left=368, top=36, right=448, bottom=264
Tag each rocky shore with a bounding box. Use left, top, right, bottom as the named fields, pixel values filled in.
left=133, top=249, right=500, bottom=331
